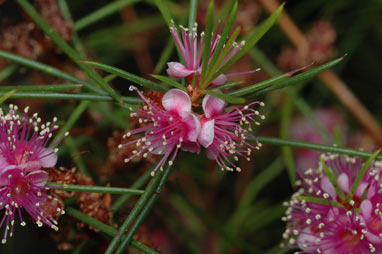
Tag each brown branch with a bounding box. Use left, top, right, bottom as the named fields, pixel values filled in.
left=258, top=0, right=382, bottom=145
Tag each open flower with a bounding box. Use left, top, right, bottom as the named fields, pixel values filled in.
left=0, top=166, right=62, bottom=243
left=282, top=154, right=382, bottom=254
left=0, top=104, right=65, bottom=243
left=197, top=94, right=264, bottom=171
left=120, top=87, right=201, bottom=175
left=167, top=22, right=259, bottom=87
left=0, top=104, right=61, bottom=171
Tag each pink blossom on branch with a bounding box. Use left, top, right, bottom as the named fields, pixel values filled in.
left=120, top=87, right=201, bottom=175
left=167, top=21, right=260, bottom=87
left=197, top=93, right=264, bottom=171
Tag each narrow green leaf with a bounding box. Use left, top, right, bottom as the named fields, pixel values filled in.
left=297, top=196, right=344, bottom=208
left=47, top=183, right=144, bottom=195
left=253, top=136, right=382, bottom=160
left=153, top=37, right=174, bottom=74
left=213, top=4, right=284, bottom=80
left=188, top=0, right=198, bottom=30
left=321, top=156, right=346, bottom=201
left=202, top=26, right=241, bottom=87
left=17, top=0, right=123, bottom=104
left=151, top=74, right=186, bottom=91
left=334, top=126, right=344, bottom=147
left=229, top=73, right=289, bottom=96
left=66, top=208, right=159, bottom=254
left=0, top=64, right=17, bottom=82
left=349, top=149, right=381, bottom=198
left=152, top=0, right=173, bottom=27
left=74, top=0, right=140, bottom=31
left=204, top=90, right=245, bottom=104
left=83, top=61, right=167, bottom=92
left=0, top=91, right=140, bottom=104
left=207, top=1, right=238, bottom=75
left=200, top=0, right=215, bottom=80
left=211, top=81, right=243, bottom=90
left=0, top=89, right=17, bottom=104
left=251, top=56, right=345, bottom=97
left=64, top=136, right=90, bottom=176
left=0, top=50, right=102, bottom=94
left=0, top=84, right=82, bottom=92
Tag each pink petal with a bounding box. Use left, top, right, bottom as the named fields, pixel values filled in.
left=0, top=165, right=20, bottom=185
left=162, top=89, right=191, bottom=117
left=321, top=176, right=336, bottom=198
left=198, top=119, right=215, bottom=148
left=360, top=199, right=372, bottom=220
left=166, top=62, right=194, bottom=78
left=211, top=74, right=227, bottom=86
left=297, top=227, right=319, bottom=252
left=182, top=113, right=201, bottom=142
left=39, top=148, right=58, bottom=168
left=337, top=173, right=350, bottom=193
left=202, top=94, right=226, bottom=118
left=181, top=141, right=200, bottom=154
left=355, top=182, right=369, bottom=198
left=0, top=156, right=9, bottom=168
left=27, top=170, right=48, bottom=186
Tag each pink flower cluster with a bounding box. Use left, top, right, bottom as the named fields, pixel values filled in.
left=283, top=153, right=382, bottom=254
left=120, top=87, right=264, bottom=175
left=0, top=105, right=65, bottom=243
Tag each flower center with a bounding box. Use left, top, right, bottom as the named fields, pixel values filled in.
left=339, top=229, right=360, bottom=247
left=11, top=180, right=29, bottom=199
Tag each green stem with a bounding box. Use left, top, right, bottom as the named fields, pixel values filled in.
left=0, top=50, right=103, bottom=94
left=255, top=136, right=382, bottom=160
left=111, top=170, right=152, bottom=212
left=66, top=207, right=159, bottom=254
left=0, top=92, right=139, bottom=104
left=104, top=167, right=167, bottom=254
left=74, top=0, right=140, bottom=31
left=47, top=183, right=144, bottom=195
left=115, top=165, right=173, bottom=254
left=64, top=136, right=90, bottom=176
left=0, top=84, right=82, bottom=92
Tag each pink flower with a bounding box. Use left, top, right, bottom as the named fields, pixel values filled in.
left=197, top=93, right=264, bottom=171
left=167, top=22, right=259, bottom=86
left=0, top=104, right=65, bottom=243
left=0, top=105, right=61, bottom=171
left=0, top=166, right=62, bottom=243
left=282, top=154, right=382, bottom=254
left=120, top=87, right=201, bottom=175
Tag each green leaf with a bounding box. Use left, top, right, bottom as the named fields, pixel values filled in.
left=0, top=89, right=17, bottom=104
left=0, top=91, right=140, bottom=105
left=202, top=26, right=241, bottom=87
left=213, top=4, right=284, bottom=80
left=320, top=156, right=346, bottom=201
left=207, top=1, right=238, bottom=76
left=0, top=50, right=101, bottom=94
left=151, top=74, right=186, bottom=91
left=251, top=56, right=345, bottom=97
left=200, top=0, right=215, bottom=80
left=349, top=149, right=381, bottom=199
left=203, top=90, right=245, bottom=104
left=188, top=0, right=198, bottom=30
left=0, top=64, right=17, bottom=82
left=253, top=136, right=382, bottom=160
left=0, top=84, right=83, bottom=92
left=74, top=0, right=140, bottom=31
left=47, top=183, right=144, bottom=195
left=297, top=196, right=344, bottom=208
left=211, top=81, right=243, bottom=90
left=17, top=0, right=123, bottom=104
left=83, top=61, right=167, bottom=92
left=152, top=0, right=173, bottom=27
left=153, top=37, right=175, bottom=74
left=66, top=208, right=159, bottom=254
